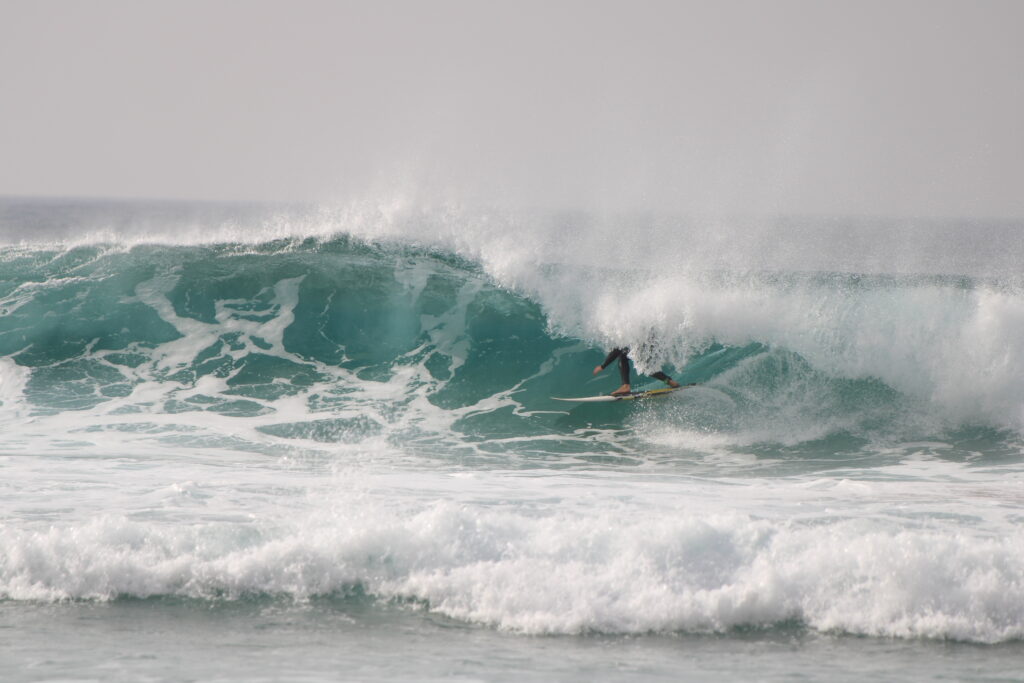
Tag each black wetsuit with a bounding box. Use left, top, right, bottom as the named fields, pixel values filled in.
left=600, top=347, right=672, bottom=385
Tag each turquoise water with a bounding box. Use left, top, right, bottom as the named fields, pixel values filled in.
left=1, top=198, right=1022, bottom=680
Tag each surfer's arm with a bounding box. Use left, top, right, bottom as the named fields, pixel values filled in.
left=600, top=348, right=625, bottom=369
left=595, top=348, right=625, bottom=375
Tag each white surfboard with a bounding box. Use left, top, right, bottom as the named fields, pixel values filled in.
left=552, top=384, right=697, bottom=403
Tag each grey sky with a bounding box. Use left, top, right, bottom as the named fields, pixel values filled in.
left=1, top=0, right=1022, bottom=217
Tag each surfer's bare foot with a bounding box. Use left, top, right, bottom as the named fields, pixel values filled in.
left=611, top=384, right=631, bottom=396
left=667, top=379, right=681, bottom=388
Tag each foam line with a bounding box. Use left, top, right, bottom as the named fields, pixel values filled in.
left=1, top=501, right=1021, bottom=643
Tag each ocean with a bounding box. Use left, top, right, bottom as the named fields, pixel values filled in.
left=0, top=197, right=1022, bottom=681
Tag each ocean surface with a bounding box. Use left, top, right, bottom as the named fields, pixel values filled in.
left=1, top=197, right=1022, bottom=681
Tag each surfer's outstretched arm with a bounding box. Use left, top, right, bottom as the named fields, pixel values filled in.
left=596, top=348, right=624, bottom=371
left=593, top=347, right=632, bottom=395
left=594, top=347, right=630, bottom=382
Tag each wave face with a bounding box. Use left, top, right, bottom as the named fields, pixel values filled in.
left=1, top=198, right=1023, bottom=644
left=0, top=236, right=607, bottom=457
left=3, top=204, right=1023, bottom=446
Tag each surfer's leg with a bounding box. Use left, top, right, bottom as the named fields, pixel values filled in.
left=650, top=371, right=681, bottom=388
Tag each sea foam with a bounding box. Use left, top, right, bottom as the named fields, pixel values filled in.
left=2, top=491, right=1021, bottom=643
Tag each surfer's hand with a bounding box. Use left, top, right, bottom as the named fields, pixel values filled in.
left=593, top=365, right=603, bottom=376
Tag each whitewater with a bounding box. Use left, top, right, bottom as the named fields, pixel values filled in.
left=1, top=197, right=1023, bottom=681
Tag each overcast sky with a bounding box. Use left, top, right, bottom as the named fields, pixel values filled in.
left=1, top=0, right=1022, bottom=217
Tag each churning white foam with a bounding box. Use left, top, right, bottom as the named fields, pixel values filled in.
left=0, top=356, right=29, bottom=416
left=2, top=495, right=1021, bottom=643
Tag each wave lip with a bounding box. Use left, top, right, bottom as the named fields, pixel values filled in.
left=2, top=505, right=1022, bottom=644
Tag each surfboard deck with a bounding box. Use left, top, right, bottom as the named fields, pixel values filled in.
left=552, top=383, right=698, bottom=403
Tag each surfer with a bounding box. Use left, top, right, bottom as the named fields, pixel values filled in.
left=593, top=347, right=680, bottom=396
